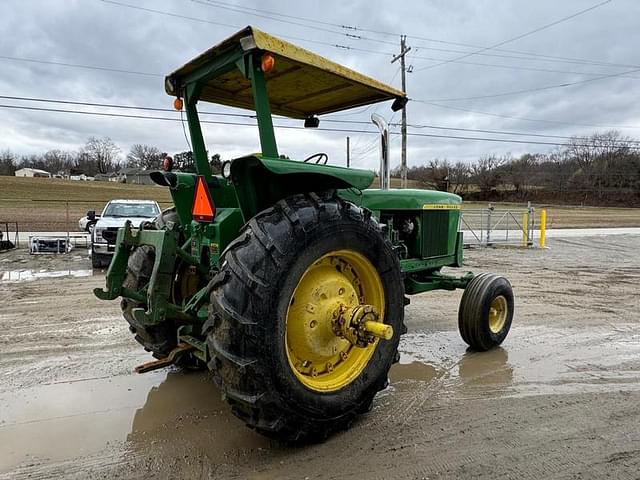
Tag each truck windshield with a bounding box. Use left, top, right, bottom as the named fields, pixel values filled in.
left=103, top=203, right=159, bottom=218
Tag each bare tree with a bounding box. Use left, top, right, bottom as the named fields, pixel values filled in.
left=18, top=153, right=47, bottom=170
left=43, top=149, right=76, bottom=175
left=564, top=130, right=632, bottom=199
left=472, top=155, right=504, bottom=195
left=126, top=144, right=164, bottom=169
left=508, top=153, right=538, bottom=196
left=0, top=150, right=17, bottom=176
left=81, top=137, right=121, bottom=174
left=449, top=161, right=471, bottom=194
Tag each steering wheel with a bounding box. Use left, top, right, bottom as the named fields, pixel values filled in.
left=303, top=153, right=329, bottom=165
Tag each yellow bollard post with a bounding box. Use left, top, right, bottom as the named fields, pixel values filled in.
left=539, top=209, right=547, bottom=248
left=521, top=212, right=529, bottom=247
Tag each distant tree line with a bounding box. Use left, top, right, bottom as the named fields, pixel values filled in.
left=392, top=131, right=640, bottom=205
left=3, top=130, right=640, bottom=205
left=0, top=136, right=223, bottom=176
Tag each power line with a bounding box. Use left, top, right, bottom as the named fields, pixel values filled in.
left=0, top=54, right=161, bottom=78
left=406, top=54, right=640, bottom=79
left=415, top=0, right=613, bottom=72
left=417, top=64, right=640, bottom=102
left=0, top=94, right=375, bottom=126
left=0, top=1, right=625, bottom=91
left=188, top=0, right=633, bottom=73
left=98, top=0, right=358, bottom=52
left=105, top=0, right=640, bottom=79
left=6, top=94, right=640, bottom=145
left=5, top=43, right=637, bottom=89
left=409, top=44, right=640, bottom=71
left=189, top=0, right=397, bottom=47
left=420, top=101, right=640, bottom=130
left=3, top=102, right=639, bottom=150
left=400, top=122, right=640, bottom=144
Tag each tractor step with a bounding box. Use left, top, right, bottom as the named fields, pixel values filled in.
left=134, top=343, right=195, bottom=373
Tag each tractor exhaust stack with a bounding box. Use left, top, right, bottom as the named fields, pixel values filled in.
left=371, top=113, right=390, bottom=190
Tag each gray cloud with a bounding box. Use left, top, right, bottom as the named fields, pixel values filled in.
left=1, top=0, right=639, bottom=171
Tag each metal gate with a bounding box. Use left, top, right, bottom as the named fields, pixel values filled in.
left=460, top=203, right=537, bottom=247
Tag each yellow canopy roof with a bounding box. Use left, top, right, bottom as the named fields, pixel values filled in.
left=166, top=26, right=406, bottom=119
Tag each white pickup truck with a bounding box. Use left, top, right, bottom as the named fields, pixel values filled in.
left=91, top=199, right=161, bottom=268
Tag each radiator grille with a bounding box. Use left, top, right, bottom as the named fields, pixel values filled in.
left=421, top=210, right=454, bottom=258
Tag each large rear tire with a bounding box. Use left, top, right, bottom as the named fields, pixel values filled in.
left=206, top=192, right=405, bottom=442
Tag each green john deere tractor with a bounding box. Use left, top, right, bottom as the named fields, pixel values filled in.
left=95, top=26, right=514, bottom=442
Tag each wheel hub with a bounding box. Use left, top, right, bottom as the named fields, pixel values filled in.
left=333, top=304, right=393, bottom=348
left=285, top=250, right=390, bottom=392
left=488, top=295, right=508, bottom=333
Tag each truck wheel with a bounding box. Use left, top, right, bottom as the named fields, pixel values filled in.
left=91, top=250, right=110, bottom=269
left=458, top=273, right=514, bottom=351
left=206, top=193, right=405, bottom=442
left=120, top=209, right=203, bottom=368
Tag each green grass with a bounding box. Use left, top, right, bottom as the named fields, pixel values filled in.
left=0, top=176, right=172, bottom=231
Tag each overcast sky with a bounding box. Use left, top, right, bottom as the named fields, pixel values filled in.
left=1, top=0, right=639, bottom=171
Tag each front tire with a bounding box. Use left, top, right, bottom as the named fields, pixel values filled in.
left=458, top=273, right=514, bottom=351
left=206, top=193, right=405, bottom=442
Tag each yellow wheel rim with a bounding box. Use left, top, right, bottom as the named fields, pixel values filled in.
left=285, top=250, right=385, bottom=392
left=488, top=295, right=508, bottom=333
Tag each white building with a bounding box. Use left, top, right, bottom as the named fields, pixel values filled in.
left=69, top=173, right=94, bottom=181
left=14, top=168, right=51, bottom=178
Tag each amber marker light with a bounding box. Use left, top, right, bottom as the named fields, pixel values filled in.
left=261, top=53, right=275, bottom=73
left=173, top=97, right=184, bottom=110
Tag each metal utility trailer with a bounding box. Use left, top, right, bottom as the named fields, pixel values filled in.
left=95, top=26, right=514, bottom=442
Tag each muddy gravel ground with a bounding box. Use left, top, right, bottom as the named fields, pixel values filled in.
left=1, top=236, right=639, bottom=479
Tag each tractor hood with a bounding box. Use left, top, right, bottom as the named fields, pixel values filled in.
left=340, top=188, right=462, bottom=211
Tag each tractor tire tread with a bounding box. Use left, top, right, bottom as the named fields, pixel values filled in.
left=207, top=192, right=404, bottom=442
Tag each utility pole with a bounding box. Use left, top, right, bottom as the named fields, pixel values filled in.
left=346, top=136, right=350, bottom=168
left=391, top=35, right=411, bottom=188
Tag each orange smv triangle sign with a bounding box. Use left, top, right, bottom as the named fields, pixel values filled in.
left=192, top=175, right=216, bottom=222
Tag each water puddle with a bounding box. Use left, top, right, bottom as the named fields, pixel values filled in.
left=0, top=269, right=93, bottom=283
left=0, top=370, right=269, bottom=473
left=1, top=324, right=639, bottom=474
left=392, top=324, right=640, bottom=399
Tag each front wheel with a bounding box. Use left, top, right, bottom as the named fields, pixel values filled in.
left=458, top=273, right=514, bottom=351
left=206, top=193, right=405, bottom=442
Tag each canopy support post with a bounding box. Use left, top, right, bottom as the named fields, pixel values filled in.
left=248, top=55, right=279, bottom=158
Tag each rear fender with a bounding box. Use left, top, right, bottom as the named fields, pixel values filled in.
left=229, top=155, right=374, bottom=219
